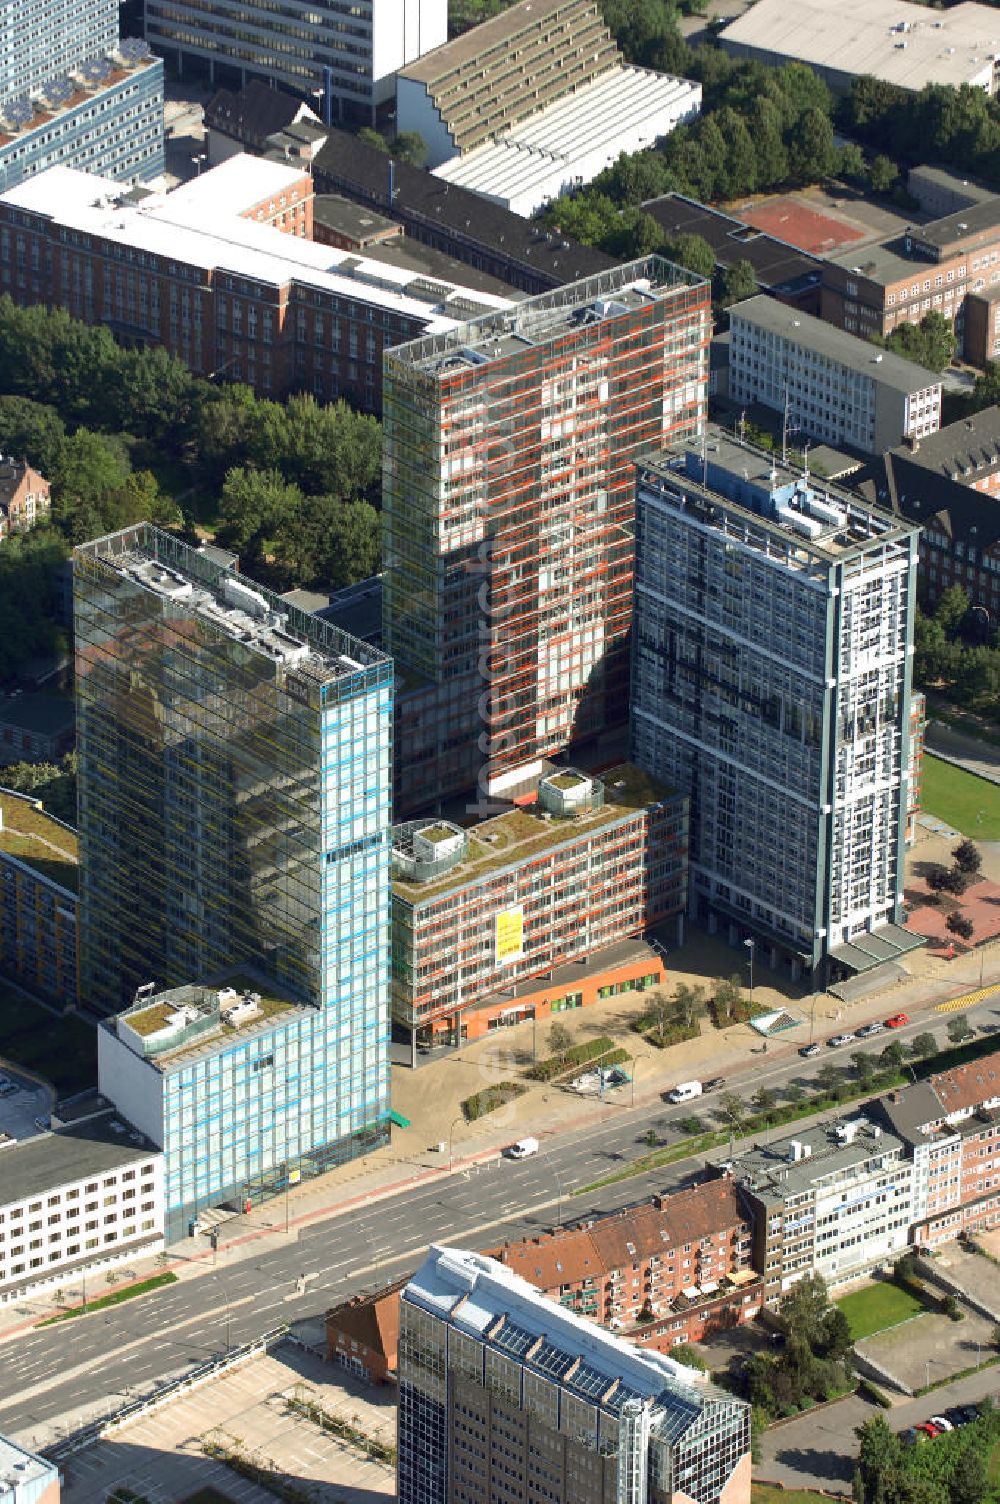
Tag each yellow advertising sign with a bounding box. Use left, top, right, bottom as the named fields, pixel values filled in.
left=495, top=905, right=524, bottom=965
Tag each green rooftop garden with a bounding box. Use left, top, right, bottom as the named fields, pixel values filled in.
left=393, top=764, right=675, bottom=903
left=0, top=792, right=78, bottom=889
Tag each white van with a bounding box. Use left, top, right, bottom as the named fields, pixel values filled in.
left=504, top=1137, right=539, bottom=1159
left=666, top=1081, right=703, bottom=1105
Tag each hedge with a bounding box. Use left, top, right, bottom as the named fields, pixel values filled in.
left=527, top=1034, right=617, bottom=1081
left=462, top=1080, right=527, bottom=1120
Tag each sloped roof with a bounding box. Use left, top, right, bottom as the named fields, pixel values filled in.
left=930, top=1049, right=1000, bottom=1116
left=326, top=1274, right=409, bottom=1367
left=205, top=80, right=315, bottom=144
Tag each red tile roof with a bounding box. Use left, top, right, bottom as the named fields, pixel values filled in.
left=930, top=1049, right=1000, bottom=1116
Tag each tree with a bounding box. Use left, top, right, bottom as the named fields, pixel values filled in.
left=357, top=126, right=389, bottom=153
left=949, top=1448, right=987, bottom=1504
left=816, top=1063, right=843, bottom=1096
left=718, top=260, right=759, bottom=309
left=752, top=1086, right=777, bottom=1119
left=909, top=1032, right=937, bottom=1061
left=947, top=1011, right=974, bottom=1043
left=661, top=232, right=716, bottom=281
left=713, top=974, right=745, bottom=1024
left=940, top=866, right=970, bottom=896
left=215, top=466, right=304, bottom=568
left=879, top=1040, right=905, bottom=1071
left=852, top=1051, right=876, bottom=1085
left=946, top=912, right=975, bottom=942
left=548, top=1021, right=572, bottom=1059
left=669, top=1342, right=707, bottom=1370
left=952, top=839, right=982, bottom=875
left=879, top=310, right=956, bottom=373
left=717, top=1091, right=748, bottom=1131
left=391, top=131, right=427, bottom=168
left=640, top=988, right=674, bottom=1037
left=0, top=752, right=77, bottom=825
left=853, top=1415, right=904, bottom=1504
left=926, top=865, right=953, bottom=893
left=671, top=982, right=706, bottom=1031
left=788, top=107, right=837, bottom=184
left=867, top=154, right=899, bottom=195
left=838, top=142, right=867, bottom=182
left=935, top=584, right=971, bottom=638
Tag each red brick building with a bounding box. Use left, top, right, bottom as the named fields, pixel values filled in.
left=0, top=155, right=511, bottom=413
left=494, top=1179, right=761, bottom=1351
left=0, top=457, right=50, bottom=540
left=323, top=1179, right=761, bottom=1382
left=878, top=1050, right=1000, bottom=1246
left=325, top=1274, right=407, bottom=1383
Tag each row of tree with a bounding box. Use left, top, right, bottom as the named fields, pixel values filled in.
left=840, top=76, right=1000, bottom=193
left=855, top=1409, right=995, bottom=1504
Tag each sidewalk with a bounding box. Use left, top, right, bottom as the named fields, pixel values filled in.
left=2, top=929, right=998, bottom=1342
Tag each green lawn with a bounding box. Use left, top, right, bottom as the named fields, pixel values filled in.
left=0, top=986, right=97, bottom=1095
left=835, top=1282, right=926, bottom=1341
left=920, top=754, right=1000, bottom=840
left=39, top=1271, right=177, bottom=1323
left=752, top=1487, right=835, bottom=1504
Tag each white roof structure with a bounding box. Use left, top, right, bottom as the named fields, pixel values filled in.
left=720, top=0, right=1000, bottom=93
left=160, top=155, right=308, bottom=220
left=0, top=1435, right=57, bottom=1503
left=1, top=158, right=513, bottom=330
left=432, top=66, right=701, bottom=218
left=405, top=1245, right=703, bottom=1397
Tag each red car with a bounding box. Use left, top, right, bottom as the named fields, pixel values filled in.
left=885, top=1012, right=910, bottom=1029
left=916, top=1422, right=941, bottom=1439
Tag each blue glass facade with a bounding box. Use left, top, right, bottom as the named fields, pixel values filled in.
left=79, top=526, right=392, bottom=1242
left=0, top=61, right=165, bottom=194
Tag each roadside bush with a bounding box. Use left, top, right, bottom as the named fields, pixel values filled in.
left=462, top=1081, right=527, bottom=1120
left=527, top=1034, right=617, bottom=1081
left=857, top=1376, right=892, bottom=1408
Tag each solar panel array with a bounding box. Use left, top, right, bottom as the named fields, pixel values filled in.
left=119, top=37, right=150, bottom=62
left=41, top=74, right=74, bottom=107
left=489, top=1319, right=535, bottom=1360
left=3, top=96, right=34, bottom=128
left=80, top=57, right=113, bottom=85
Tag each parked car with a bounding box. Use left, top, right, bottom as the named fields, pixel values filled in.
left=885, top=1012, right=910, bottom=1029
left=704, top=1077, right=727, bottom=1091
left=957, top=1405, right=981, bottom=1424
left=827, top=1033, right=855, bottom=1048
left=898, top=1428, right=918, bottom=1446
left=929, top=1415, right=954, bottom=1432
left=856, top=1022, right=884, bottom=1038
left=666, top=1080, right=704, bottom=1105
left=915, top=1423, right=941, bottom=1439
left=504, top=1138, right=539, bottom=1159
left=944, top=1408, right=967, bottom=1428
left=799, top=1042, right=821, bottom=1058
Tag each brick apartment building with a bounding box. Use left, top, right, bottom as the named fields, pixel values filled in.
left=877, top=1050, right=1000, bottom=1246
left=822, top=197, right=1000, bottom=361
left=325, top=1178, right=760, bottom=1379
left=494, top=1180, right=761, bottom=1351
left=390, top=765, right=687, bottom=1054
left=0, top=154, right=512, bottom=412
left=0, top=458, right=50, bottom=540
left=857, top=407, right=1000, bottom=621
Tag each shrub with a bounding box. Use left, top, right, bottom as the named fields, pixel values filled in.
left=857, top=1376, right=892, bottom=1408
left=462, top=1081, right=527, bottom=1120
left=527, top=1035, right=617, bottom=1081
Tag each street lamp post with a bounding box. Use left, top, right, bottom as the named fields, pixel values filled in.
left=448, top=1114, right=464, bottom=1172
left=744, top=938, right=755, bottom=1006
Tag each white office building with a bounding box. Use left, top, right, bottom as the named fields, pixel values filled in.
left=726, top=295, right=942, bottom=457
left=146, top=0, right=447, bottom=122
left=0, top=1114, right=163, bottom=1305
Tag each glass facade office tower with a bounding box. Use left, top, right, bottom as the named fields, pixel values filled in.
left=384, top=256, right=710, bottom=814
left=630, top=435, right=921, bottom=980
left=77, top=526, right=392, bottom=1237
left=397, top=1245, right=752, bottom=1504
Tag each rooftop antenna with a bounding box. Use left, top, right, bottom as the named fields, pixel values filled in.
left=781, top=385, right=790, bottom=467
left=802, top=441, right=810, bottom=484
left=738, top=409, right=746, bottom=445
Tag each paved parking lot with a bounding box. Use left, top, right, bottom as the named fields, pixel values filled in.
left=62, top=1348, right=395, bottom=1504
left=857, top=1305, right=997, bottom=1394
left=933, top=1243, right=1000, bottom=1320
left=0, top=1070, right=51, bottom=1142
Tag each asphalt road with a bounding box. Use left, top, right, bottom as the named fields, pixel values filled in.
left=2, top=1005, right=998, bottom=1446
